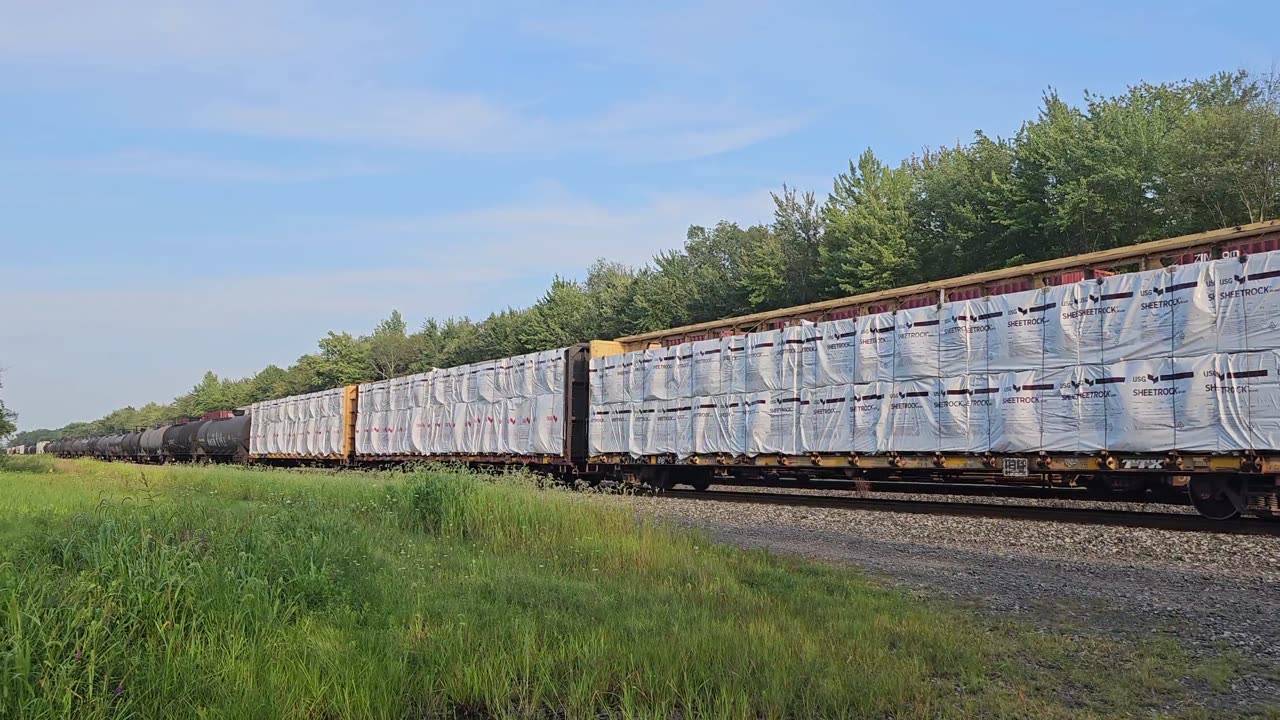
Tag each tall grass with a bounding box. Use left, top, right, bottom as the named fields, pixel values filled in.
left=0, top=458, right=1247, bottom=718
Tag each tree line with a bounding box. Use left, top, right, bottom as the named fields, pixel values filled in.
left=0, top=370, right=15, bottom=440
left=9, top=69, right=1279, bottom=445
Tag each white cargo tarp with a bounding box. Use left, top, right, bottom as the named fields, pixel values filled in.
left=742, top=330, right=784, bottom=393
left=690, top=395, right=741, bottom=455
left=880, top=378, right=935, bottom=453
left=590, top=352, right=632, bottom=405
left=640, top=347, right=682, bottom=400
left=745, top=391, right=800, bottom=456
left=780, top=324, right=816, bottom=392
left=810, top=319, right=858, bottom=388
left=1068, top=364, right=1114, bottom=453
left=722, top=335, right=748, bottom=395
left=850, top=383, right=888, bottom=454
left=357, top=348, right=567, bottom=457
left=894, top=306, right=941, bottom=381
left=854, top=313, right=895, bottom=383
left=590, top=247, right=1280, bottom=459
left=503, top=397, right=533, bottom=455
left=986, top=285, right=1071, bottom=372
left=990, top=367, right=1073, bottom=453
left=629, top=402, right=657, bottom=456
left=688, top=338, right=726, bottom=397
left=799, top=385, right=852, bottom=454
left=1170, top=353, right=1221, bottom=452
left=1100, top=359, right=1180, bottom=453
left=1214, top=253, right=1280, bottom=353
left=1175, top=351, right=1280, bottom=452
left=935, top=374, right=997, bottom=453
left=250, top=386, right=346, bottom=457
left=940, top=301, right=995, bottom=376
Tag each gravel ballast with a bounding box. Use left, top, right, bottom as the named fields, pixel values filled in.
left=594, top=489, right=1280, bottom=709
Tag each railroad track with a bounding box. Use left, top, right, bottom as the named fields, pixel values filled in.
left=663, top=488, right=1280, bottom=536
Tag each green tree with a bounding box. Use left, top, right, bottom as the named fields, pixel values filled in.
left=1164, top=71, right=1280, bottom=229
left=908, top=136, right=1019, bottom=279
left=520, top=278, right=594, bottom=349
left=821, top=149, right=918, bottom=294
left=582, top=259, right=640, bottom=340
left=768, top=184, right=825, bottom=305
left=0, top=369, right=14, bottom=440
left=251, top=365, right=291, bottom=401
left=315, top=332, right=374, bottom=387
left=369, top=310, right=416, bottom=380
left=175, top=372, right=228, bottom=418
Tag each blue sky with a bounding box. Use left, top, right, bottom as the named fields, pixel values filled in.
left=2, top=0, right=1277, bottom=431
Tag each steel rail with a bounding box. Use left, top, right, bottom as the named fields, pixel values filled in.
left=662, top=488, right=1280, bottom=536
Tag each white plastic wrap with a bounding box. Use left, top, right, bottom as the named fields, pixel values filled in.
left=723, top=335, right=749, bottom=394
left=742, top=330, right=784, bottom=393
left=251, top=386, right=347, bottom=457
left=894, top=306, right=941, bottom=380
left=986, top=285, right=1071, bottom=372
left=588, top=248, right=1280, bottom=459
left=1068, top=364, right=1115, bottom=453
left=1228, top=351, right=1280, bottom=450
left=799, top=385, right=852, bottom=454
left=687, top=338, right=724, bottom=397
left=357, top=347, right=568, bottom=457
left=935, top=374, right=997, bottom=453
left=880, top=378, right=937, bottom=453
left=745, top=391, right=800, bottom=456
left=854, top=313, right=896, bottom=383
left=1166, top=262, right=1219, bottom=358
left=1100, top=358, right=1180, bottom=453
left=642, top=347, right=681, bottom=400
left=810, top=319, right=858, bottom=388
left=780, top=324, right=816, bottom=393
left=688, top=396, right=732, bottom=456
left=850, top=383, right=888, bottom=454
left=940, top=300, right=995, bottom=376
left=475, top=362, right=499, bottom=402
left=533, top=392, right=566, bottom=454
left=652, top=400, right=686, bottom=456
left=1088, top=270, right=1160, bottom=362
left=512, top=353, right=537, bottom=398
left=629, top=402, right=657, bottom=457
left=1214, top=253, right=1280, bottom=353
left=1172, top=353, right=1225, bottom=453
left=990, top=367, right=1072, bottom=453
left=1175, top=352, right=1280, bottom=452
left=503, top=397, right=533, bottom=454
left=590, top=353, right=631, bottom=405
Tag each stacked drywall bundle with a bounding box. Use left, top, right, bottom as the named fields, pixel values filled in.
left=588, top=250, right=1280, bottom=457
left=355, top=348, right=567, bottom=457
left=249, top=387, right=347, bottom=457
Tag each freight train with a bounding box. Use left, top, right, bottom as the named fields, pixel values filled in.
left=45, top=221, right=1280, bottom=521
left=3, top=441, right=47, bottom=455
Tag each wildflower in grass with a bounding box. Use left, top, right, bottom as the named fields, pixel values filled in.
left=114, top=681, right=125, bottom=698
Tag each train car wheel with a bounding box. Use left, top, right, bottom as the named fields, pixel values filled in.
left=641, top=467, right=674, bottom=491
left=1188, top=475, right=1245, bottom=520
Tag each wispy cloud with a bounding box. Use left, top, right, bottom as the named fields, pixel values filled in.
left=0, top=0, right=393, bottom=70
left=1, top=184, right=774, bottom=429
left=0, top=1, right=811, bottom=161
left=80, top=149, right=393, bottom=183
left=193, top=88, right=806, bottom=161
left=192, top=86, right=552, bottom=154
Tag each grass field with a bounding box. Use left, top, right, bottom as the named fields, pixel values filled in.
left=0, top=456, right=1267, bottom=719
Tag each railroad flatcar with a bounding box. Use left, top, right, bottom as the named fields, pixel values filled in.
left=49, top=221, right=1280, bottom=520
